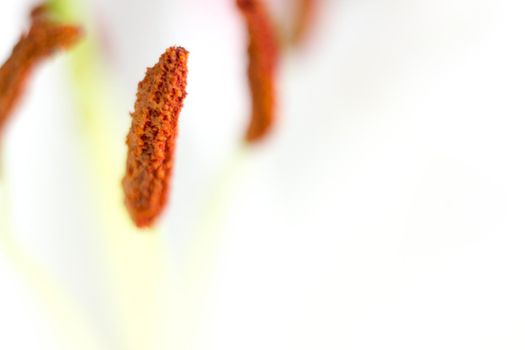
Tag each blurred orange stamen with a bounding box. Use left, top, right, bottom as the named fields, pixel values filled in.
left=237, top=0, right=279, bottom=143
left=0, top=4, right=82, bottom=136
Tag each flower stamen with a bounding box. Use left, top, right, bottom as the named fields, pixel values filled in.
left=122, top=47, right=189, bottom=228
left=236, top=0, right=279, bottom=143
left=0, top=3, right=82, bottom=136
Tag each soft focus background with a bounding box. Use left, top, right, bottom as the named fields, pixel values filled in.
left=1, top=0, right=525, bottom=349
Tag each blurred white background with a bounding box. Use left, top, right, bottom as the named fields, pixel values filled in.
left=1, top=0, right=525, bottom=349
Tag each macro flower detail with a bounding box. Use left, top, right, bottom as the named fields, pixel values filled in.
left=0, top=4, right=82, bottom=136
left=122, top=46, right=189, bottom=228
left=236, top=0, right=279, bottom=143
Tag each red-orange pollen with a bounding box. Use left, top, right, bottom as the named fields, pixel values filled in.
left=122, top=47, right=189, bottom=228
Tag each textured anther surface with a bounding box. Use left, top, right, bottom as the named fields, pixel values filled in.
left=123, top=47, right=189, bottom=228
